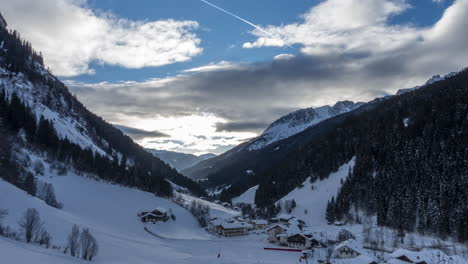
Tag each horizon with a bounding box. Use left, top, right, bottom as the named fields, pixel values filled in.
left=1, top=0, right=465, bottom=155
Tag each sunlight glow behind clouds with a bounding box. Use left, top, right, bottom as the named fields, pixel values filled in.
left=122, top=114, right=255, bottom=154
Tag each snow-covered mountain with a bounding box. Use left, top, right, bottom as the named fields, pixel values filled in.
left=147, top=149, right=216, bottom=171
left=248, top=101, right=364, bottom=151
left=396, top=72, right=459, bottom=95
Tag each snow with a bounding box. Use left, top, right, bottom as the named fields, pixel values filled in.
left=0, top=72, right=107, bottom=156
left=248, top=101, right=362, bottom=151
left=277, top=158, right=355, bottom=227
left=232, top=185, right=258, bottom=205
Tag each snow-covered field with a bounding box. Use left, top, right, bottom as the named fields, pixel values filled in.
left=0, top=170, right=304, bottom=264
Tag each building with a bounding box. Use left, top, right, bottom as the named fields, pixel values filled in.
left=271, top=214, right=295, bottom=225
left=0, top=12, right=7, bottom=29
left=267, top=224, right=288, bottom=243
left=330, top=254, right=377, bottom=264
left=388, top=249, right=453, bottom=264
left=218, top=222, right=251, bottom=237
left=287, top=233, right=317, bottom=249
left=250, top=219, right=268, bottom=230
left=332, top=239, right=362, bottom=259
left=139, top=207, right=171, bottom=223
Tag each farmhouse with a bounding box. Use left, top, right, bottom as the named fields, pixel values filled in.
left=332, top=239, right=362, bottom=259
left=139, top=207, right=171, bottom=223
left=271, top=214, right=295, bottom=225
left=388, top=249, right=451, bottom=264
left=286, top=233, right=318, bottom=249
left=0, top=12, right=7, bottom=29
left=250, top=219, right=268, bottom=230
left=267, top=224, right=288, bottom=243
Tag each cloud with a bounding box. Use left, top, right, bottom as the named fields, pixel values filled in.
left=114, top=125, right=169, bottom=140
left=1, top=0, right=202, bottom=76
left=243, top=0, right=416, bottom=55
left=35, top=0, right=468, bottom=154
left=216, top=122, right=269, bottom=132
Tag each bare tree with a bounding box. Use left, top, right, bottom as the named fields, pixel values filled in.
left=37, top=227, right=52, bottom=248
left=18, top=208, right=42, bottom=243
left=80, top=228, right=98, bottom=261
left=67, top=224, right=81, bottom=257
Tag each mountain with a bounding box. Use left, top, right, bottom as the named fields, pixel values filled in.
left=254, top=69, right=468, bottom=241
left=147, top=149, right=216, bottom=171
left=0, top=24, right=206, bottom=197
left=181, top=100, right=365, bottom=193
left=396, top=72, right=458, bottom=95
left=248, top=101, right=364, bottom=151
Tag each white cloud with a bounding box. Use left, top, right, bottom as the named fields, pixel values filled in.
left=243, top=0, right=418, bottom=55
left=183, top=61, right=242, bottom=73
left=1, top=0, right=202, bottom=76
left=273, top=54, right=295, bottom=61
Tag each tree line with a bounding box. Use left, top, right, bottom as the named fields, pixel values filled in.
left=255, top=69, right=468, bottom=242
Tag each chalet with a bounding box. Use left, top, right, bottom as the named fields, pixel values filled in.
left=286, top=233, right=319, bottom=249
left=139, top=207, right=171, bottom=223
left=387, top=249, right=452, bottom=264
left=267, top=224, right=288, bottom=243
left=271, top=214, right=295, bottom=225
left=330, top=254, right=377, bottom=264
left=332, top=239, right=362, bottom=259
left=250, top=219, right=268, bottom=230
left=0, top=12, right=7, bottom=29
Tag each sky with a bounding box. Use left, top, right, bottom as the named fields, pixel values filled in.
left=1, top=0, right=467, bottom=155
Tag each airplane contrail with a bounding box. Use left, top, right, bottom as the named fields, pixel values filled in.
left=199, top=0, right=294, bottom=49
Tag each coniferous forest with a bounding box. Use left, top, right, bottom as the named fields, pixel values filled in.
left=0, top=26, right=206, bottom=198
left=254, top=69, right=468, bottom=241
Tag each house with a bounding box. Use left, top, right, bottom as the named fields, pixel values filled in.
left=267, top=224, right=288, bottom=243
left=287, top=233, right=317, bottom=249
left=139, top=207, right=171, bottom=223
left=388, top=249, right=453, bottom=264
left=330, top=254, right=377, bottom=264
left=218, top=222, right=251, bottom=237
left=209, top=218, right=252, bottom=237
left=0, top=12, right=7, bottom=29
left=250, top=219, right=268, bottom=230
left=271, top=214, right=295, bottom=225
left=332, top=239, right=362, bottom=259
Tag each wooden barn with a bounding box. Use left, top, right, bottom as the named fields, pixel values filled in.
left=139, top=207, right=171, bottom=223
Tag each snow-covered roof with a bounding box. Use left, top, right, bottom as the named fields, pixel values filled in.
left=331, top=254, right=376, bottom=264
left=334, top=239, right=362, bottom=255
left=220, top=222, right=251, bottom=229
left=390, top=249, right=455, bottom=264
left=251, top=219, right=268, bottom=225
left=267, top=224, right=288, bottom=231
left=277, top=214, right=295, bottom=221
left=154, top=207, right=169, bottom=214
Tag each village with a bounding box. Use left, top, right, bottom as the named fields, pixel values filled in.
left=137, top=199, right=465, bottom=264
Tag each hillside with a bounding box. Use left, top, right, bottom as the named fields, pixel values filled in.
left=147, top=149, right=215, bottom=172
left=182, top=101, right=365, bottom=194
left=254, top=69, right=468, bottom=241
left=0, top=26, right=205, bottom=197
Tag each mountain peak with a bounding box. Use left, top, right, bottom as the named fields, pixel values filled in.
left=247, top=100, right=364, bottom=151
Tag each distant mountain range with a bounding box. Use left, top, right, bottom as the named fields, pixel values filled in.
left=147, top=149, right=216, bottom=171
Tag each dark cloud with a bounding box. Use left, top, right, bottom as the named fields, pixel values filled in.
left=114, top=125, right=169, bottom=140
left=216, top=121, right=269, bottom=132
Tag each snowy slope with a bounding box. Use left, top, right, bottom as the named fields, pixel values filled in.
left=0, top=175, right=305, bottom=264
left=248, top=101, right=363, bottom=151
left=0, top=67, right=106, bottom=156
left=277, top=158, right=355, bottom=227
left=232, top=185, right=259, bottom=205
